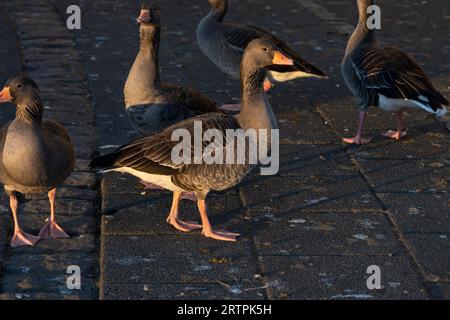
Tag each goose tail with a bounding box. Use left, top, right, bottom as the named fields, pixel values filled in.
left=89, top=153, right=119, bottom=171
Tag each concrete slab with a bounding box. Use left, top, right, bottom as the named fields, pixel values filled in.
left=240, top=175, right=382, bottom=213
left=379, top=193, right=450, bottom=233
left=102, top=235, right=260, bottom=284
left=260, top=255, right=429, bottom=300
left=251, top=212, right=404, bottom=256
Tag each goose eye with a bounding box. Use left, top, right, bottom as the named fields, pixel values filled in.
left=262, top=47, right=269, bottom=52
left=16, top=84, right=23, bottom=89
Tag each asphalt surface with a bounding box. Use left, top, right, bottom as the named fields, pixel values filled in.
left=0, top=0, right=449, bottom=300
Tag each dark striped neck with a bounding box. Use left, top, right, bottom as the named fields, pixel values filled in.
left=16, top=94, right=44, bottom=123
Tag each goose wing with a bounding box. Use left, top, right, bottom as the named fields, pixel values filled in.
left=222, top=23, right=326, bottom=77
left=90, top=113, right=240, bottom=176
left=352, top=46, right=448, bottom=110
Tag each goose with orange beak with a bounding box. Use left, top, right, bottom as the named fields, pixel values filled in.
left=0, top=76, right=75, bottom=248
left=197, top=0, right=326, bottom=96
left=91, top=39, right=292, bottom=242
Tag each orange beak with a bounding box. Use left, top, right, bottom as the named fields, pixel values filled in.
left=0, top=87, right=12, bottom=103
left=272, top=51, right=294, bottom=66
left=137, top=9, right=151, bottom=23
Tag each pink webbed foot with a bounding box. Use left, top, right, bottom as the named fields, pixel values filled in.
left=180, top=192, right=198, bottom=202
left=342, top=136, right=371, bottom=145
left=167, top=217, right=202, bottom=233
left=140, top=180, right=164, bottom=191
left=11, top=230, right=40, bottom=248
left=219, top=104, right=242, bottom=113
left=202, top=229, right=241, bottom=242
left=382, top=130, right=407, bottom=141
left=38, top=220, right=70, bottom=239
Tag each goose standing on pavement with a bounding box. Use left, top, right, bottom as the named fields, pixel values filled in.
left=341, top=0, right=448, bottom=145
left=196, top=0, right=327, bottom=94
left=0, top=76, right=75, bottom=248
left=124, top=4, right=221, bottom=136
left=91, top=39, right=293, bottom=242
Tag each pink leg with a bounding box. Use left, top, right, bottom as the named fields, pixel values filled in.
left=166, top=192, right=202, bottom=232
left=140, top=180, right=164, bottom=191
left=198, top=199, right=240, bottom=242
left=343, top=111, right=371, bottom=145
left=38, top=189, right=70, bottom=240
left=263, top=79, right=272, bottom=92
left=219, top=104, right=242, bottom=113
left=382, top=112, right=408, bottom=140
left=10, top=193, right=40, bottom=248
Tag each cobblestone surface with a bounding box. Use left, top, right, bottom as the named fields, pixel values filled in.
left=0, top=0, right=99, bottom=300
left=0, top=0, right=448, bottom=300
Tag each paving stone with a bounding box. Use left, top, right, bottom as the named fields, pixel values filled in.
left=276, top=108, right=337, bottom=144
left=23, top=198, right=96, bottom=217
left=279, top=144, right=357, bottom=176
left=240, top=175, right=381, bottom=213
left=260, top=255, right=429, bottom=300
left=102, top=282, right=266, bottom=300
left=101, top=173, right=146, bottom=195
left=64, top=172, right=97, bottom=189
left=0, top=292, right=90, bottom=300
left=348, top=128, right=450, bottom=161
left=0, top=216, right=9, bottom=262
left=378, top=193, right=450, bottom=233
left=102, top=235, right=259, bottom=284
left=75, top=159, right=92, bottom=172
left=3, top=253, right=98, bottom=278
left=428, top=283, right=450, bottom=300
left=359, top=160, right=449, bottom=193
left=2, top=275, right=97, bottom=299
left=404, top=233, right=450, bottom=282
left=251, top=212, right=403, bottom=256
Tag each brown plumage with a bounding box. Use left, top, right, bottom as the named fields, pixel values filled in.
left=341, top=0, right=448, bottom=145
left=91, top=39, right=292, bottom=242
left=197, top=0, right=327, bottom=85
left=124, top=4, right=222, bottom=136
left=0, top=76, right=75, bottom=248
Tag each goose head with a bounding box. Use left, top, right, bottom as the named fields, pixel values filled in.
left=357, top=0, right=376, bottom=21
left=0, top=76, right=40, bottom=106
left=243, top=39, right=294, bottom=70
left=137, top=3, right=161, bottom=28
left=208, top=0, right=228, bottom=20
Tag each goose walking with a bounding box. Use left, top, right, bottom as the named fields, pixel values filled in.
left=91, top=39, right=293, bottom=242
left=124, top=4, right=222, bottom=136
left=0, top=76, right=75, bottom=248
left=196, top=0, right=326, bottom=94
left=341, top=0, right=448, bottom=145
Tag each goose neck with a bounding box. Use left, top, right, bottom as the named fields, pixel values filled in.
left=16, top=94, right=44, bottom=124
left=139, top=26, right=161, bottom=85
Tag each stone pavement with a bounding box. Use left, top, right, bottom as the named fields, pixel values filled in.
left=0, top=0, right=449, bottom=300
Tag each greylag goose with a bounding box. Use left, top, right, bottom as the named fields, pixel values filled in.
left=0, top=76, right=75, bottom=247
left=196, top=0, right=327, bottom=92
left=124, top=4, right=222, bottom=136
left=341, top=0, right=448, bottom=144
left=91, top=39, right=293, bottom=242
